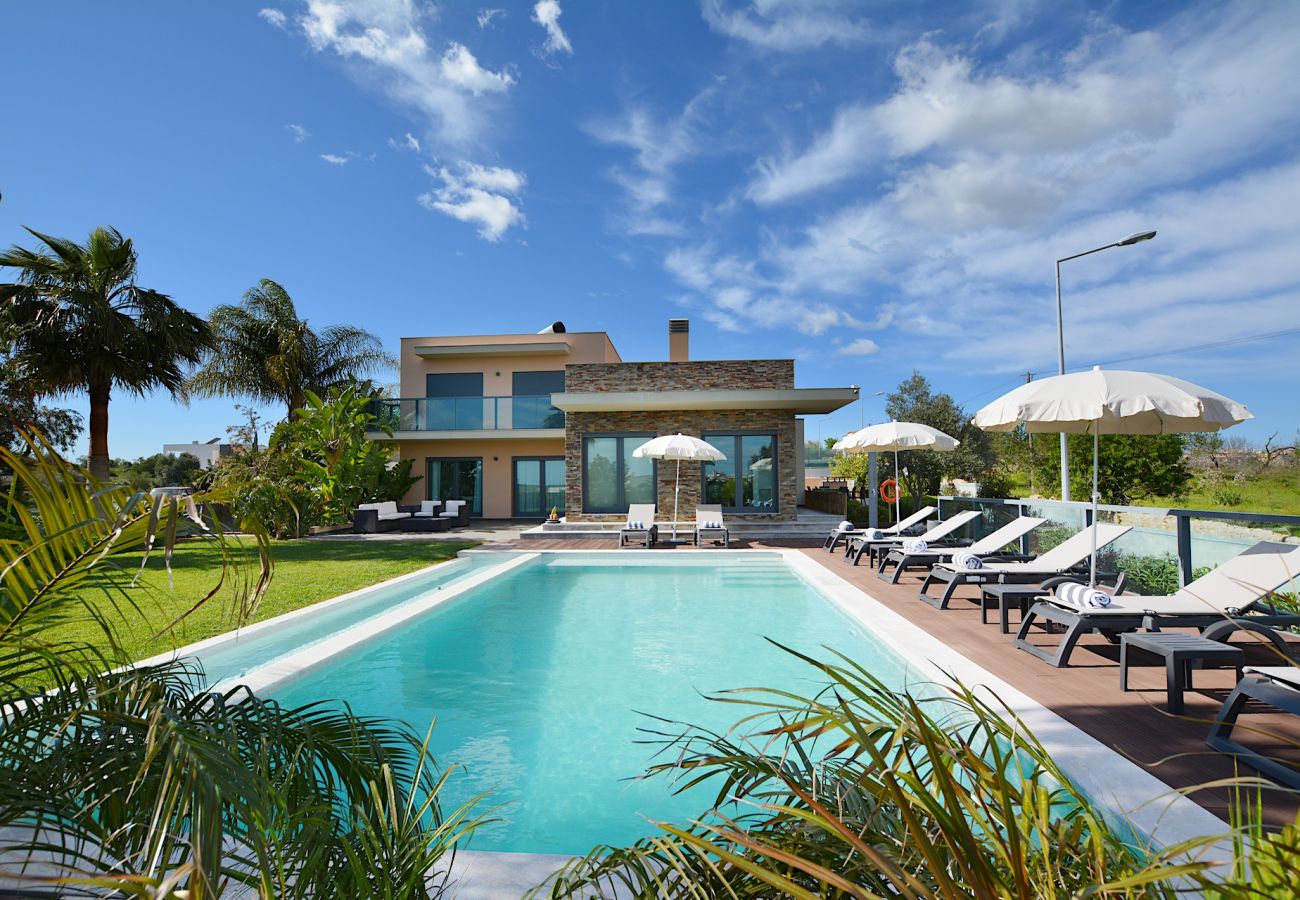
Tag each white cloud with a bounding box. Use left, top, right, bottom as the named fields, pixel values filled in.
left=285, top=123, right=309, bottom=143
left=418, top=162, right=527, bottom=241
left=258, top=7, right=288, bottom=29
left=701, top=0, right=870, bottom=52
left=296, top=0, right=512, bottom=147
left=319, top=153, right=350, bottom=166
left=532, top=0, right=573, bottom=55
left=748, top=103, right=876, bottom=204
left=440, top=41, right=515, bottom=94
left=477, top=8, right=505, bottom=29
left=388, top=132, right=421, bottom=152
left=837, top=339, right=879, bottom=356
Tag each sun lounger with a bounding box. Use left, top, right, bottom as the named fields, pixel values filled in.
left=1207, top=665, right=1300, bottom=789
left=619, top=503, right=658, bottom=548
left=877, top=516, right=1046, bottom=583
left=823, top=505, right=936, bottom=553
left=847, top=509, right=981, bottom=567
left=917, top=523, right=1133, bottom=609
left=1015, top=541, right=1300, bottom=667
left=692, top=504, right=729, bottom=548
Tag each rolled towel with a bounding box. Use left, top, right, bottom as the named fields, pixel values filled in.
left=1056, top=581, right=1113, bottom=608
left=864, top=528, right=884, bottom=540
left=838, top=520, right=855, bottom=532
left=902, top=538, right=929, bottom=553
left=951, top=551, right=983, bottom=570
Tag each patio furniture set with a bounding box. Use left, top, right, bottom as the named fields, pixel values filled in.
left=352, top=499, right=472, bottom=534
left=618, top=503, right=730, bottom=548
left=823, top=510, right=1300, bottom=789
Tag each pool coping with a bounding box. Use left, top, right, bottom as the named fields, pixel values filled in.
left=188, top=547, right=1234, bottom=895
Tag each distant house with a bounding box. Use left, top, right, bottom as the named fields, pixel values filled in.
left=368, top=319, right=859, bottom=521
left=162, top=438, right=232, bottom=470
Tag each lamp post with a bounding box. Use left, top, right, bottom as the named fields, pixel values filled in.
left=1054, top=230, right=1156, bottom=501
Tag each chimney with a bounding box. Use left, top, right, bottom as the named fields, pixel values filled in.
left=668, top=318, right=689, bottom=361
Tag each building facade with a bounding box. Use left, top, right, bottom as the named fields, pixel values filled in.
left=373, top=320, right=857, bottom=523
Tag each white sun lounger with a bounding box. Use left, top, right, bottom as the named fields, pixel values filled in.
left=847, top=509, right=982, bottom=567
left=619, top=503, right=658, bottom=548
left=917, top=523, right=1133, bottom=609
left=1016, top=541, right=1300, bottom=667
left=823, top=505, right=936, bottom=553
left=877, top=516, right=1047, bottom=583
left=691, top=504, right=729, bottom=548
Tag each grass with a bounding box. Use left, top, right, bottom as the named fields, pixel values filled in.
left=1153, top=469, right=1300, bottom=517
left=46, top=537, right=477, bottom=665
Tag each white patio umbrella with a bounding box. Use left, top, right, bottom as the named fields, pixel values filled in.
left=833, top=421, right=960, bottom=525
left=973, top=367, right=1252, bottom=585
left=632, top=433, right=727, bottom=540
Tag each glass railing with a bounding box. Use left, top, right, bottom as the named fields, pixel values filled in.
left=369, top=396, right=564, bottom=432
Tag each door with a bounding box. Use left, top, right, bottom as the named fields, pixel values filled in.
left=513, top=457, right=565, bottom=518
left=427, top=458, right=483, bottom=516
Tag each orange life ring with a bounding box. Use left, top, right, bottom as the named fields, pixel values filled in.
left=880, top=479, right=899, bottom=504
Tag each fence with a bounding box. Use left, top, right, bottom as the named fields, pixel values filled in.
left=803, top=488, right=848, bottom=518
left=935, top=495, right=1300, bottom=594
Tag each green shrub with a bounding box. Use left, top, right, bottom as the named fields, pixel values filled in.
left=1213, top=486, right=1244, bottom=506
left=1115, top=552, right=1213, bottom=596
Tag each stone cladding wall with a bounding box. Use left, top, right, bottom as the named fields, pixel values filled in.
left=563, top=360, right=798, bottom=522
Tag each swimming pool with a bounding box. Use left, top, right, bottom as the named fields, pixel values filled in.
left=264, top=552, right=912, bottom=855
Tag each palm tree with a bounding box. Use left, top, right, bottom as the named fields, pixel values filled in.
left=0, top=226, right=211, bottom=481
left=189, top=279, right=394, bottom=417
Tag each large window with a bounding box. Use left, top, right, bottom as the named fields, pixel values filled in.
left=426, top=457, right=483, bottom=516
left=511, top=371, right=566, bottom=428
left=425, top=373, right=485, bottom=430
left=513, top=457, right=565, bottom=518
left=702, top=433, right=777, bottom=512
left=582, top=435, right=656, bottom=513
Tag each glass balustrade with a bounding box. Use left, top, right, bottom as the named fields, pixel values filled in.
left=369, top=396, right=564, bottom=432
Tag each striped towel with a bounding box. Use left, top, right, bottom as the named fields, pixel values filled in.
left=1057, top=582, right=1113, bottom=608
left=902, top=538, right=929, bottom=553
left=838, top=520, right=855, bottom=532
left=951, top=551, right=983, bottom=570
left=864, top=528, right=884, bottom=540
left=627, top=520, right=643, bottom=530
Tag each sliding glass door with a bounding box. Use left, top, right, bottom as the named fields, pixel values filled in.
left=426, top=457, right=483, bottom=516
left=513, top=457, right=565, bottom=518
left=701, top=433, right=777, bottom=512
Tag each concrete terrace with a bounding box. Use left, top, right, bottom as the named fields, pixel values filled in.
left=498, top=536, right=1300, bottom=829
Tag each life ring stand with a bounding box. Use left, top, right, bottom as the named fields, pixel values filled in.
left=880, top=479, right=900, bottom=504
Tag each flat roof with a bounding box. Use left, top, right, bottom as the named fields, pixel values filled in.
left=412, top=341, right=572, bottom=359
left=551, top=387, right=858, bottom=415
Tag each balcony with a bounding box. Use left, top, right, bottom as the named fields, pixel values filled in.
left=369, top=395, right=565, bottom=435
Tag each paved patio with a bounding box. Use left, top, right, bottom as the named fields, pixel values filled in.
left=501, top=536, right=1300, bottom=828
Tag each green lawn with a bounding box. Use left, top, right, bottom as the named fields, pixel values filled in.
left=50, top=537, right=477, bottom=664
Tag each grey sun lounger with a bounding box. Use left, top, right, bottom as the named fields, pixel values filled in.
left=823, top=505, right=936, bottom=553
left=877, top=516, right=1046, bottom=584
left=1016, top=541, right=1300, bottom=667
left=847, top=509, right=981, bottom=567
left=1208, top=665, right=1300, bottom=790
left=619, top=503, right=659, bottom=548
left=917, top=523, right=1133, bottom=609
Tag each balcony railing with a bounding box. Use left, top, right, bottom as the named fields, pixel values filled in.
left=369, top=396, right=564, bottom=432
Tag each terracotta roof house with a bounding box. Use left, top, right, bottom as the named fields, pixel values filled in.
left=369, top=319, right=858, bottom=524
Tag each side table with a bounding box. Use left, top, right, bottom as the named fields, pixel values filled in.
left=1120, top=633, right=1244, bottom=714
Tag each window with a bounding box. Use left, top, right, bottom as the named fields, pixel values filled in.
left=425, top=373, right=485, bottom=430
left=582, top=435, right=656, bottom=513
left=426, top=457, right=483, bottom=516
left=513, top=457, right=565, bottom=518
left=511, top=371, right=565, bottom=428
left=702, top=434, right=777, bottom=512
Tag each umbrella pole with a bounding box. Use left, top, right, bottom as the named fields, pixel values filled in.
left=1090, top=430, right=1099, bottom=588
left=672, top=458, right=680, bottom=541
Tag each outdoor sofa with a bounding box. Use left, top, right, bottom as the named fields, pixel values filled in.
left=846, top=509, right=981, bottom=567
left=1015, top=541, right=1300, bottom=667
left=916, top=523, right=1133, bottom=609
left=823, top=505, right=936, bottom=553
left=353, top=501, right=412, bottom=533
left=876, top=515, right=1046, bottom=583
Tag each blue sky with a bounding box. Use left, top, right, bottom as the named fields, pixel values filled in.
left=3, top=0, right=1299, bottom=459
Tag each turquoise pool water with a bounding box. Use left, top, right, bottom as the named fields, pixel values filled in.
left=194, top=552, right=513, bottom=689
left=268, top=553, right=910, bottom=855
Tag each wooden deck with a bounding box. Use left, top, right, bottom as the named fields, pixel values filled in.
left=502, top=537, right=1300, bottom=827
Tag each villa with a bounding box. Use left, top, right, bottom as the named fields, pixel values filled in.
left=369, top=318, right=859, bottom=523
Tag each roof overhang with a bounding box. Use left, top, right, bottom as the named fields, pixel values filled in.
left=412, top=342, right=570, bottom=359
left=369, top=429, right=566, bottom=441
left=551, top=388, right=858, bottom=415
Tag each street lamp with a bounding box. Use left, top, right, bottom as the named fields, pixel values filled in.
left=1054, top=230, right=1156, bottom=501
